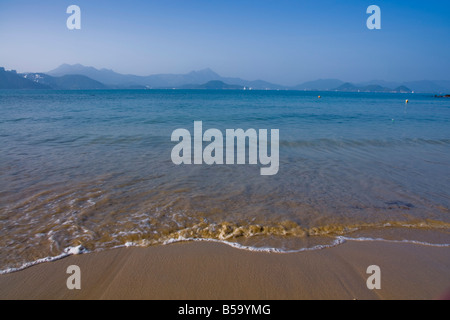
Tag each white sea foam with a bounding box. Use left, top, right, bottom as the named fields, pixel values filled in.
left=1, top=236, right=449, bottom=275
left=64, top=245, right=87, bottom=255
left=161, top=235, right=450, bottom=253
left=161, top=236, right=347, bottom=253
left=337, top=236, right=450, bottom=247
left=0, top=245, right=88, bottom=275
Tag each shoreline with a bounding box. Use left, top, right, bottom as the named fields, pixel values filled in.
left=2, top=231, right=449, bottom=276
left=0, top=240, right=449, bottom=300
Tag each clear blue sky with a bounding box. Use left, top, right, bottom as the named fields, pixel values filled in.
left=1, top=0, right=449, bottom=85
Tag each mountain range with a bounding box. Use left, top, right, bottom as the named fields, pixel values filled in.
left=180, top=80, right=244, bottom=90
left=1, top=64, right=449, bottom=93
left=46, top=64, right=283, bottom=90
left=0, top=67, right=50, bottom=89
left=23, top=73, right=106, bottom=90
left=334, top=83, right=412, bottom=93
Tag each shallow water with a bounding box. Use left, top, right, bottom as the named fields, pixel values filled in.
left=1, top=89, right=449, bottom=272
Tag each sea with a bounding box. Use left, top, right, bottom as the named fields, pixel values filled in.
left=1, top=89, right=449, bottom=273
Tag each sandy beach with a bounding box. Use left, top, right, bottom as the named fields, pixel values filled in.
left=0, top=240, right=449, bottom=300
left=2, top=0, right=450, bottom=305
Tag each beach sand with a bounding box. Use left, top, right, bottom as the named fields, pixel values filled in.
left=0, top=240, right=449, bottom=300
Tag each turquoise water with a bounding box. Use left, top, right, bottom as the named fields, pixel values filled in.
left=1, top=90, right=449, bottom=271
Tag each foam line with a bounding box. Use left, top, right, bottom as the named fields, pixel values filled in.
left=1, top=236, right=449, bottom=275
left=0, top=245, right=87, bottom=275
left=338, top=236, right=450, bottom=247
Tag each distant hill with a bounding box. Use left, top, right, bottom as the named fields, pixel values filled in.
left=3, top=64, right=449, bottom=92
left=47, top=64, right=141, bottom=86
left=402, top=80, right=448, bottom=93
left=0, top=68, right=50, bottom=89
left=356, top=80, right=403, bottom=89
left=216, top=78, right=285, bottom=90
left=180, top=80, right=244, bottom=90
left=394, top=85, right=412, bottom=93
left=47, top=64, right=283, bottom=89
left=360, top=84, right=394, bottom=92
left=23, top=73, right=106, bottom=90
left=335, top=82, right=358, bottom=92
left=291, top=79, right=446, bottom=93
left=293, top=79, right=450, bottom=93
left=293, top=79, right=345, bottom=91
left=333, top=82, right=412, bottom=93
left=356, top=80, right=450, bottom=93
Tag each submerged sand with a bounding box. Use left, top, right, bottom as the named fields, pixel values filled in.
left=0, top=240, right=449, bottom=300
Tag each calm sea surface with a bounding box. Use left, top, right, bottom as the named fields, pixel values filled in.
left=1, top=90, right=449, bottom=272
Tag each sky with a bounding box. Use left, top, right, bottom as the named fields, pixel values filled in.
left=0, top=0, right=449, bottom=85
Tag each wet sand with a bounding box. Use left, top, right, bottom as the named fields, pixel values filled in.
left=0, top=240, right=449, bottom=300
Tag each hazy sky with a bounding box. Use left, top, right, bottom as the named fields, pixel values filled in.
left=1, top=0, right=449, bottom=85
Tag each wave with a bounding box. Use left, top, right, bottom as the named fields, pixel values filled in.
left=1, top=221, right=449, bottom=275
left=159, top=235, right=450, bottom=253
left=109, top=220, right=450, bottom=244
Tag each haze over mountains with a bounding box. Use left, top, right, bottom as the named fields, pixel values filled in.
left=24, top=73, right=106, bottom=90
left=46, top=64, right=283, bottom=90
left=1, top=64, right=450, bottom=93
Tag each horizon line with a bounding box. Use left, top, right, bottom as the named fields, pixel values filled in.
left=2, top=63, right=450, bottom=87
